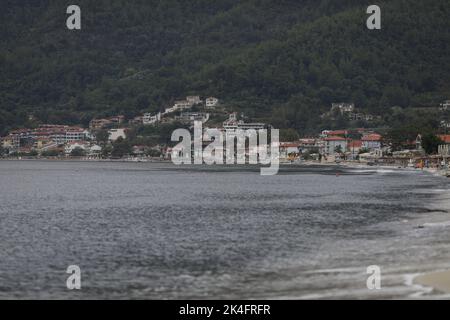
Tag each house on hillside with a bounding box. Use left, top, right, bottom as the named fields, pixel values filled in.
left=175, top=112, right=210, bottom=124
left=186, top=96, right=202, bottom=105
left=206, top=97, right=219, bottom=108
left=173, top=100, right=192, bottom=110
left=143, top=112, right=161, bottom=125
left=439, top=100, right=450, bottom=111
left=223, top=112, right=266, bottom=131
left=108, top=128, right=127, bottom=142
left=89, top=115, right=124, bottom=130
left=331, top=103, right=355, bottom=115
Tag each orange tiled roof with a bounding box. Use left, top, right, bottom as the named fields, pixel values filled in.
left=280, top=142, right=300, bottom=148
left=327, top=130, right=348, bottom=136
left=362, top=134, right=382, bottom=141
left=438, top=135, right=450, bottom=143
left=348, top=140, right=363, bottom=148
left=324, top=136, right=347, bottom=141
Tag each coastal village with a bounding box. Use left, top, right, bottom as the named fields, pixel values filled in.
left=2, top=96, right=450, bottom=171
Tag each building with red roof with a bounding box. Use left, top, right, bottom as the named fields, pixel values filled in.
left=323, top=136, right=348, bottom=155
left=362, top=133, right=382, bottom=150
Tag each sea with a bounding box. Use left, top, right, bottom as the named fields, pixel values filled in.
left=1, top=160, right=450, bottom=299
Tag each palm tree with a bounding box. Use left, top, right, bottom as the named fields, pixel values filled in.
left=334, top=145, right=345, bottom=160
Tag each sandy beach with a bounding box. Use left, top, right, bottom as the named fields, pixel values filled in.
left=414, top=271, right=450, bottom=294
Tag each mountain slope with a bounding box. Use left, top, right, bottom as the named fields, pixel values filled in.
left=0, top=0, right=449, bottom=134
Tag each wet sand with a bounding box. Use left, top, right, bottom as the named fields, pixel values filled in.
left=414, top=270, right=450, bottom=293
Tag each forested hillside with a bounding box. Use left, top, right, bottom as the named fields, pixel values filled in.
left=1, top=0, right=449, bottom=135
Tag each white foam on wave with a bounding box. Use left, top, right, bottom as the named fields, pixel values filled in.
left=376, top=169, right=396, bottom=174
left=422, top=220, right=450, bottom=228
left=350, top=169, right=377, bottom=174
left=403, top=273, right=433, bottom=298
left=414, top=188, right=450, bottom=194
left=404, top=272, right=450, bottom=299
left=303, top=266, right=364, bottom=274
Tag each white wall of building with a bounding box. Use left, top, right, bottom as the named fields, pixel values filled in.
left=108, top=129, right=127, bottom=142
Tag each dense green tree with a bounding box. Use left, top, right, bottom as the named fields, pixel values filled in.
left=70, top=147, right=86, bottom=157
left=146, top=149, right=162, bottom=158
left=102, top=145, right=112, bottom=158
left=421, top=134, right=443, bottom=155
left=386, top=126, right=421, bottom=152
left=28, top=150, right=38, bottom=157
left=111, top=137, right=132, bottom=158
left=0, top=0, right=448, bottom=134
left=95, top=129, right=110, bottom=145
left=41, top=149, right=62, bottom=157
left=280, top=128, right=299, bottom=142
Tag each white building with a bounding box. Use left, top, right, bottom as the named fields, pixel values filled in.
left=331, top=103, right=355, bottom=114
left=186, top=96, right=202, bottom=105
left=163, top=96, right=203, bottom=115
left=236, top=122, right=266, bottom=130
left=440, top=100, right=450, bottom=111
left=108, top=128, right=127, bottom=142
left=65, top=128, right=86, bottom=142
left=361, top=134, right=382, bottom=150
left=143, top=112, right=161, bottom=125
left=50, top=132, right=66, bottom=145
left=206, top=97, right=219, bottom=108
left=223, top=112, right=238, bottom=130
left=323, top=136, right=348, bottom=155
left=164, top=100, right=192, bottom=114
left=176, top=112, right=210, bottom=123
left=88, top=144, right=102, bottom=156
left=65, top=141, right=88, bottom=155
left=440, top=120, right=450, bottom=129
left=223, top=112, right=266, bottom=131
left=164, top=106, right=177, bottom=114
left=173, top=100, right=192, bottom=110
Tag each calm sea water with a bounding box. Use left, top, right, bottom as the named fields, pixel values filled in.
left=1, top=160, right=450, bottom=299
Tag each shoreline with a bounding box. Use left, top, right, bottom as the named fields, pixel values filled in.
left=2, top=156, right=450, bottom=298
left=414, top=270, right=450, bottom=294
left=0, top=157, right=170, bottom=163
left=1, top=158, right=447, bottom=176
left=0, top=157, right=423, bottom=166
left=0, top=158, right=418, bottom=171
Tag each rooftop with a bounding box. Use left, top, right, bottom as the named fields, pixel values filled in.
left=324, top=136, right=347, bottom=141
left=362, top=134, right=382, bottom=141
left=438, top=134, right=450, bottom=143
